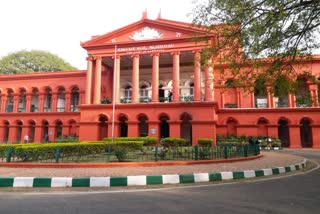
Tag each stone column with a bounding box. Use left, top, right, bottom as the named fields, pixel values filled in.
left=13, top=93, right=19, bottom=113
left=51, top=92, right=58, bottom=112
left=85, top=57, right=93, bottom=104
left=193, top=51, right=201, bottom=101
left=151, top=54, right=159, bottom=102
left=288, top=124, right=301, bottom=148
left=204, top=59, right=214, bottom=101
left=65, top=92, right=71, bottom=112
left=172, top=52, right=180, bottom=102
left=25, top=93, right=32, bottom=113
left=132, top=55, right=140, bottom=103
left=93, top=56, right=102, bottom=104
left=115, top=56, right=121, bottom=103
left=1, top=96, right=7, bottom=113
left=220, top=92, right=225, bottom=108
left=38, top=93, right=45, bottom=112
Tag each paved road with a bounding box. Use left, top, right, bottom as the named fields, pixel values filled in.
left=0, top=150, right=319, bottom=214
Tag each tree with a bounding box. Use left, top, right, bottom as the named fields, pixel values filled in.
left=0, top=50, right=77, bottom=74
left=191, top=0, right=320, bottom=92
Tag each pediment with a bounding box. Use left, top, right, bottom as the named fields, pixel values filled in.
left=81, top=18, right=210, bottom=48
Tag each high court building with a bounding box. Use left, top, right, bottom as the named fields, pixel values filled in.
left=0, top=13, right=319, bottom=148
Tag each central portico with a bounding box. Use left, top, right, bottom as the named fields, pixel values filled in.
left=79, top=13, right=217, bottom=144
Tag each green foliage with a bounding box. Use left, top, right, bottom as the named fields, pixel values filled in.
left=103, top=137, right=158, bottom=146
left=0, top=50, right=77, bottom=74
left=54, top=135, right=79, bottom=143
left=160, top=137, right=186, bottom=147
left=198, top=138, right=213, bottom=147
left=101, top=97, right=112, bottom=104
left=191, top=0, right=320, bottom=94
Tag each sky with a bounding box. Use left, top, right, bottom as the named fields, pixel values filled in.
left=0, top=0, right=198, bottom=70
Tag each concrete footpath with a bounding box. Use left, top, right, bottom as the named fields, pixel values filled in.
left=0, top=151, right=307, bottom=188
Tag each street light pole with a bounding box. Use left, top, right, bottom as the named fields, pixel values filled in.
left=111, top=44, right=117, bottom=143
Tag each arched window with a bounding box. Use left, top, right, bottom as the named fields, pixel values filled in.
left=42, top=120, right=49, bottom=142
left=119, top=115, right=128, bottom=137
left=278, top=119, right=290, bottom=147
left=6, top=89, right=14, bottom=113
left=55, top=120, right=63, bottom=138
left=296, top=77, right=311, bottom=107
left=31, top=88, right=39, bottom=112
left=138, top=115, right=148, bottom=137
left=3, top=121, right=10, bottom=142
left=57, top=88, right=66, bottom=112
left=99, top=115, right=108, bottom=140
left=29, top=120, right=36, bottom=142
left=300, top=118, right=312, bottom=147
left=70, top=87, right=80, bottom=112
left=180, top=113, right=192, bottom=145
left=123, top=85, right=132, bottom=103
left=44, top=88, right=52, bottom=112
left=140, top=85, right=149, bottom=102
left=254, top=76, right=267, bottom=108
left=226, top=118, right=237, bottom=135
left=159, top=114, right=170, bottom=139
left=16, top=120, right=23, bottom=142
left=18, top=88, right=27, bottom=112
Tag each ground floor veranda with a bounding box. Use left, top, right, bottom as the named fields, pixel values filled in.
left=0, top=103, right=319, bottom=148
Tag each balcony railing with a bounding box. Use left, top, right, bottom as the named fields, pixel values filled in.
left=57, top=107, right=65, bottom=112
left=43, top=107, right=51, bottom=112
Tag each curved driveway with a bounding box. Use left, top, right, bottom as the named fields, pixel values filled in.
left=0, top=150, right=319, bottom=214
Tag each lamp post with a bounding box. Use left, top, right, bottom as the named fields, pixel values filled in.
left=111, top=44, right=117, bottom=143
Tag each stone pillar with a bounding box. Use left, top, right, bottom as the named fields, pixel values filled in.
left=85, top=57, right=93, bottom=104
left=65, top=92, right=71, bottom=112
left=220, top=92, right=225, bottom=108
left=1, top=96, right=7, bottom=113
left=128, top=121, right=139, bottom=137
left=34, top=125, right=42, bottom=143
left=8, top=125, right=18, bottom=143
left=151, top=54, right=159, bottom=102
left=25, top=93, right=32, bottom=113
left=51, top=92, right=58, bottom=112
left=172, top=52, right=180, bottom=102
left=193, top=51, right=201, bottom=101
left=132, top=55, right=140, bottom=103
left=169, top=121, right=181, bottom=138
left=115, top=56, right=121, bottom=103
left=267, top=85, right=273, bottom=108
left=13, top=93, right=19, bottom=113
left=38, top=93, right=45, bottom=112
left=93, top=56, right=102, bottom=104
left=288, top=93, right=293, bottom=108
left=204, top=59, right=214, bottom=101
left=288, top=125, right=301, bottom=148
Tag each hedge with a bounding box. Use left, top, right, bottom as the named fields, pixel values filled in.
left=103, top=137, right=158, bottom=146
left=160, top=137, right=186, bottom=147
left=198, top=138, right=213, bottom=147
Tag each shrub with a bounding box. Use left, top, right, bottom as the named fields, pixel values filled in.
left=103, top=137, right=158, bottom=146
left=198, top=138, right=213, bottom=147
left=54, top=135, right=79, bottom=143
left=160, top=137, right=186, bottom=147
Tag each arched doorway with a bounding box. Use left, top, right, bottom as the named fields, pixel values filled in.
left=3, top=121, right=10, bottom=143
left=68, top=120, right=77, bottom=136
left=159, top=114, right=170, bottom=139
left=16, top=120, right=23, bottom=142
left=226, top=118, right=237, bottom=135
left=300, top=118, right=313, bottom=148
left=138, top=114, right=148, bottom=137
left=55, top=120, right=63, bottom=139
left=278, top=119, right=290, bottom=147
left=98, top=115, right=108, bottom=140
left=70, top=87, right=80, bottom=112
left=180, top=113, right=192, bottom=145
left=42, top=120, right=49, bottom=142
left=119, top=115, right=128, bottom=137
left=28, top=120, right=36, bottom=142
left=257, top=118, right=268, bottom=137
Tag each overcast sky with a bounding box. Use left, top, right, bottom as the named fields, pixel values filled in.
left=0, top=0, right=197, bottom=70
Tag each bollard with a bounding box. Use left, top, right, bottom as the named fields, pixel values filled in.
left=154, top=146, right=158, bottom=161
left=55, top=146, right=60, bottom=163
left=194, top=145, right=199, bottom=160
left=6, top=147, right=12, bottom=162
left=224, top=145, right=228, bottom=159
left=107, top=145, right=111, bottom=162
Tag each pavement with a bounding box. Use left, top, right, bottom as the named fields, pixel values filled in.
left=0, top=151, right=307, bottom=188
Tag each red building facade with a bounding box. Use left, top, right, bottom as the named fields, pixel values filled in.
left=0, top=14, right=319, bottom=148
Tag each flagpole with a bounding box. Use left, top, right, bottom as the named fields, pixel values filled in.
left=111, top=44, right=117, bottom=143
